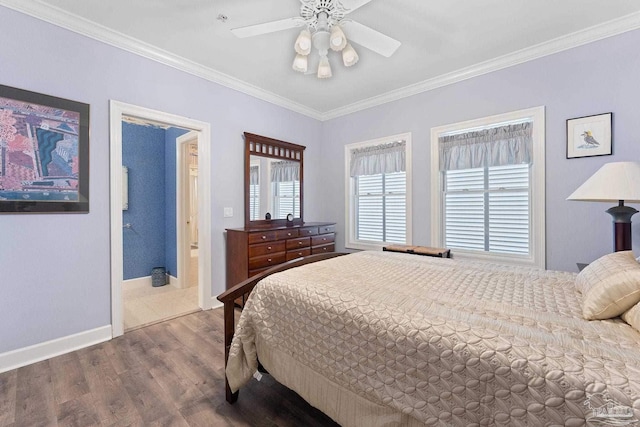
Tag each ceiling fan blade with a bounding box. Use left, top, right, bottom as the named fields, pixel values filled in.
left=231, top=17, right=304, bottom=38
left=340, top=0, right=374, bottom=13
left=341, top=20, right=401, bottom=57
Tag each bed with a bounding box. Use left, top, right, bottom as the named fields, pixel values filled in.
left=218, top=250, right=640, bottom=426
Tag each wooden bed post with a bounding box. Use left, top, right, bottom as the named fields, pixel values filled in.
left=223, top=299, right=239, bottom=403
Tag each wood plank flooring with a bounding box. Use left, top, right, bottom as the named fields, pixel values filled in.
left=0, top=308, right=339, bottom=427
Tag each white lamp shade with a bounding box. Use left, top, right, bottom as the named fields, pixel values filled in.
left=329, top=25, right=347, bottom=51
left=567, top=161, right=640, bottom=202
left=317, top=55, right=332, bottom=78
left=292, top=54, right=308, bottom=72
left=342, top=43, right=359, bottom=67
left=294, top=29, right=312, bottom=55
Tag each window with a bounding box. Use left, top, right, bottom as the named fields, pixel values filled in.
left=345, top=133, right=412, bottom=250
left=270, top=160, right=300, bottom=219
left=430, top=107, right=545, bottom=267
left=249, top=165, right=260, bottom=220
left=272, top=180, right=300, bottom=219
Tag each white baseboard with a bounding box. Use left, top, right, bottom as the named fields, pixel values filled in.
left=122, top=275, right=152, bottom=290
left=124, top=275, right=179, bottom=289
left=0, top=325, right=112, bottom=374
left=210, top=298, right=222, bottom=310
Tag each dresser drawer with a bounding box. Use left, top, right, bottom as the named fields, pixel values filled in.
left=311, top=233, right=335, bottom=247
left=248, top=231, right=277, bottom=244
left=311, top=243, right=335, bottom=254
left=286, top=236, right=311, bottom=250
left=299, top=226, right=319, bottom=237
left=249, top=241, right=286, bottom=258
left=276, top=229, right=298, bottom=240
left=319, top=224, right=336, bottom=234
left=249, top=252, right=287, bottom=270
left=286, top=248, right=311, bottom=261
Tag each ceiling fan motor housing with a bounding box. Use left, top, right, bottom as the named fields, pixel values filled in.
left=301, top=0, right=346, bottom=30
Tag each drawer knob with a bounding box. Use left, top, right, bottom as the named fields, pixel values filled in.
left=298, top=241, right=303, bottom=245
left=323, top=238, right=327, bottom=241
left=268, top=258, right=272, bottom=262
left=261, top=235, right=267, bottom=240
left=287, top=232, right=292, bottom=236
left=323, top=247, right=327, bottom=251
left=267, top=246, right=272, bottom=250
left=298, top=252, right=303, bottom=256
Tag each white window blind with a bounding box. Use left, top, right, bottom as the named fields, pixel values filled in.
left=272, top=180, right=300, bottom=219
left=355, top=171, right=406, bottom=244
left=444, top=164, right=530, bottom=255
left=249, top=183, right=260, bottom=220
left=249, top=165, right=260, bottom=220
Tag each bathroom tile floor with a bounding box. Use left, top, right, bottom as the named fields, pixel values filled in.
left=123, top=281, right=199, bottom=332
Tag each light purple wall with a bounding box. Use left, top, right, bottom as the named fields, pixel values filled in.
left=2, top=5, right=640, bottom=356
left=0, top=6, right=322, bottom=353
left=321, top=29, right=640, bottom=272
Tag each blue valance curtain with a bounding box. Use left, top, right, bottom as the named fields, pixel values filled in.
left=439, top=122, right=532, bottom=171
left=271, top=161, right=299, bottom=183
left=350, top=141, right=406, bottom=177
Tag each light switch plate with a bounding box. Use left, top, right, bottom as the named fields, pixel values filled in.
left=223, top=207, right=233, bottom=218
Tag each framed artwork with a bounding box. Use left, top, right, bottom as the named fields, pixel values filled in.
left=0, top=84, right=89, bottom=213
left=566, top=112, right=612, bottom=159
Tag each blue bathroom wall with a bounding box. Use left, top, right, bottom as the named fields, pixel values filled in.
left=164, top=127, right=189, bottom=278
left=122, top=123, right=166, bottom=280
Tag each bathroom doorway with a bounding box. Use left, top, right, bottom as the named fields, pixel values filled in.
left=177, top=132, right=199, bottom=292
left=109, top=101, right=212, bottom=338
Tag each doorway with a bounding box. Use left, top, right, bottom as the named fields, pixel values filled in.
left=109, top=101, right=212, bottom=338
left=177, top=132, right=199, bottom=292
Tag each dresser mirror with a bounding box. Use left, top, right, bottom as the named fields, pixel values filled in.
left=244, top=132, right=305, bottom=228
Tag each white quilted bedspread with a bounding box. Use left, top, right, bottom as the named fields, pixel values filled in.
left=227, top=251, right=640, bottom=426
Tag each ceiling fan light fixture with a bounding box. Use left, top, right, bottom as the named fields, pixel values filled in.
left=342, top=43, right=359, bottom=67
left=292, top=54, right=308, bottom=73
left=294, top=29, right=312, bottom=55
left=329, top=25, right=347, bottom=51
left=317, top=55, right=332, bottom=79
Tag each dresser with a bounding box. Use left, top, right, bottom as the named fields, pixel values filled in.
left=226, top=222, right=336, bottom=306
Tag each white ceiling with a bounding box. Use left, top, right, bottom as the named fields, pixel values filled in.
left=5, top=0, right=640, bottom=119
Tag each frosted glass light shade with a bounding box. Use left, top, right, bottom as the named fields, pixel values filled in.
left=567, top=162, right=640, bottom=202
left=342, top=43, right=359, bottom=67
left=330, top=25, right=347, bottom=51
left=292, top=54, right=308, bottom=72
left=294, top=29, right=312, bottom=55
left=317, top=55, right=332, bottom=78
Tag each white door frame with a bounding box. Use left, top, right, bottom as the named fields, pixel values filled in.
left=109, top=100, right=212, bottom=338
left=176, top=131, right=198, bottom=290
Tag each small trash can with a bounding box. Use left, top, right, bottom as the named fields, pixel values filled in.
left=151, top=267, right=167, bottom=287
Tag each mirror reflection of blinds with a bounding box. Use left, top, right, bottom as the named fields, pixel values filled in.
left=273, top=181, right=300, bottom=219
left=249, top=183, right=260, bottom=220
left=355, top=171, right=406, bottom=244
left=444, top=164, right=529, bottom=255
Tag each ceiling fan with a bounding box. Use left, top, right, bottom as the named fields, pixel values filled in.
left=231, top=0, right=401, bottom=79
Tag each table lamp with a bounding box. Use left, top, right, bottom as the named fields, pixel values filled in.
left=567, top=162, right=640, bottom=251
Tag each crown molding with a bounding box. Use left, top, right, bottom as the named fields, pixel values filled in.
left=2, top=0, right=640, bottom=122
left=320, top=11, right=640, bottom=121
left=0, top=0, right=324, bottom=120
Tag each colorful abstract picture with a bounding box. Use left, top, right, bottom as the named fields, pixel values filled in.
left=0, top=84, right=89, bottom=212
left=566, top=112, right=612, bottom=159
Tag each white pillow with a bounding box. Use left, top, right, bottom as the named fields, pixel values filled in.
left=622, top=302, right=640, bottom=333
left=576, top=251, right=640, bottom=320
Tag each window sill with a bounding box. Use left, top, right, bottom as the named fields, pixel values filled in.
left=346, top=240, right=412, bottom=252
left=449, top=248, right=544, bottom=269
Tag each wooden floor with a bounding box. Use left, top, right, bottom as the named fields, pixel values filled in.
left=0, top=308, right=339, bottom=427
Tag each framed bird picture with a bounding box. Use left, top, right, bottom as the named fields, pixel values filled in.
left=566, top=112, right=612, bottom=159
